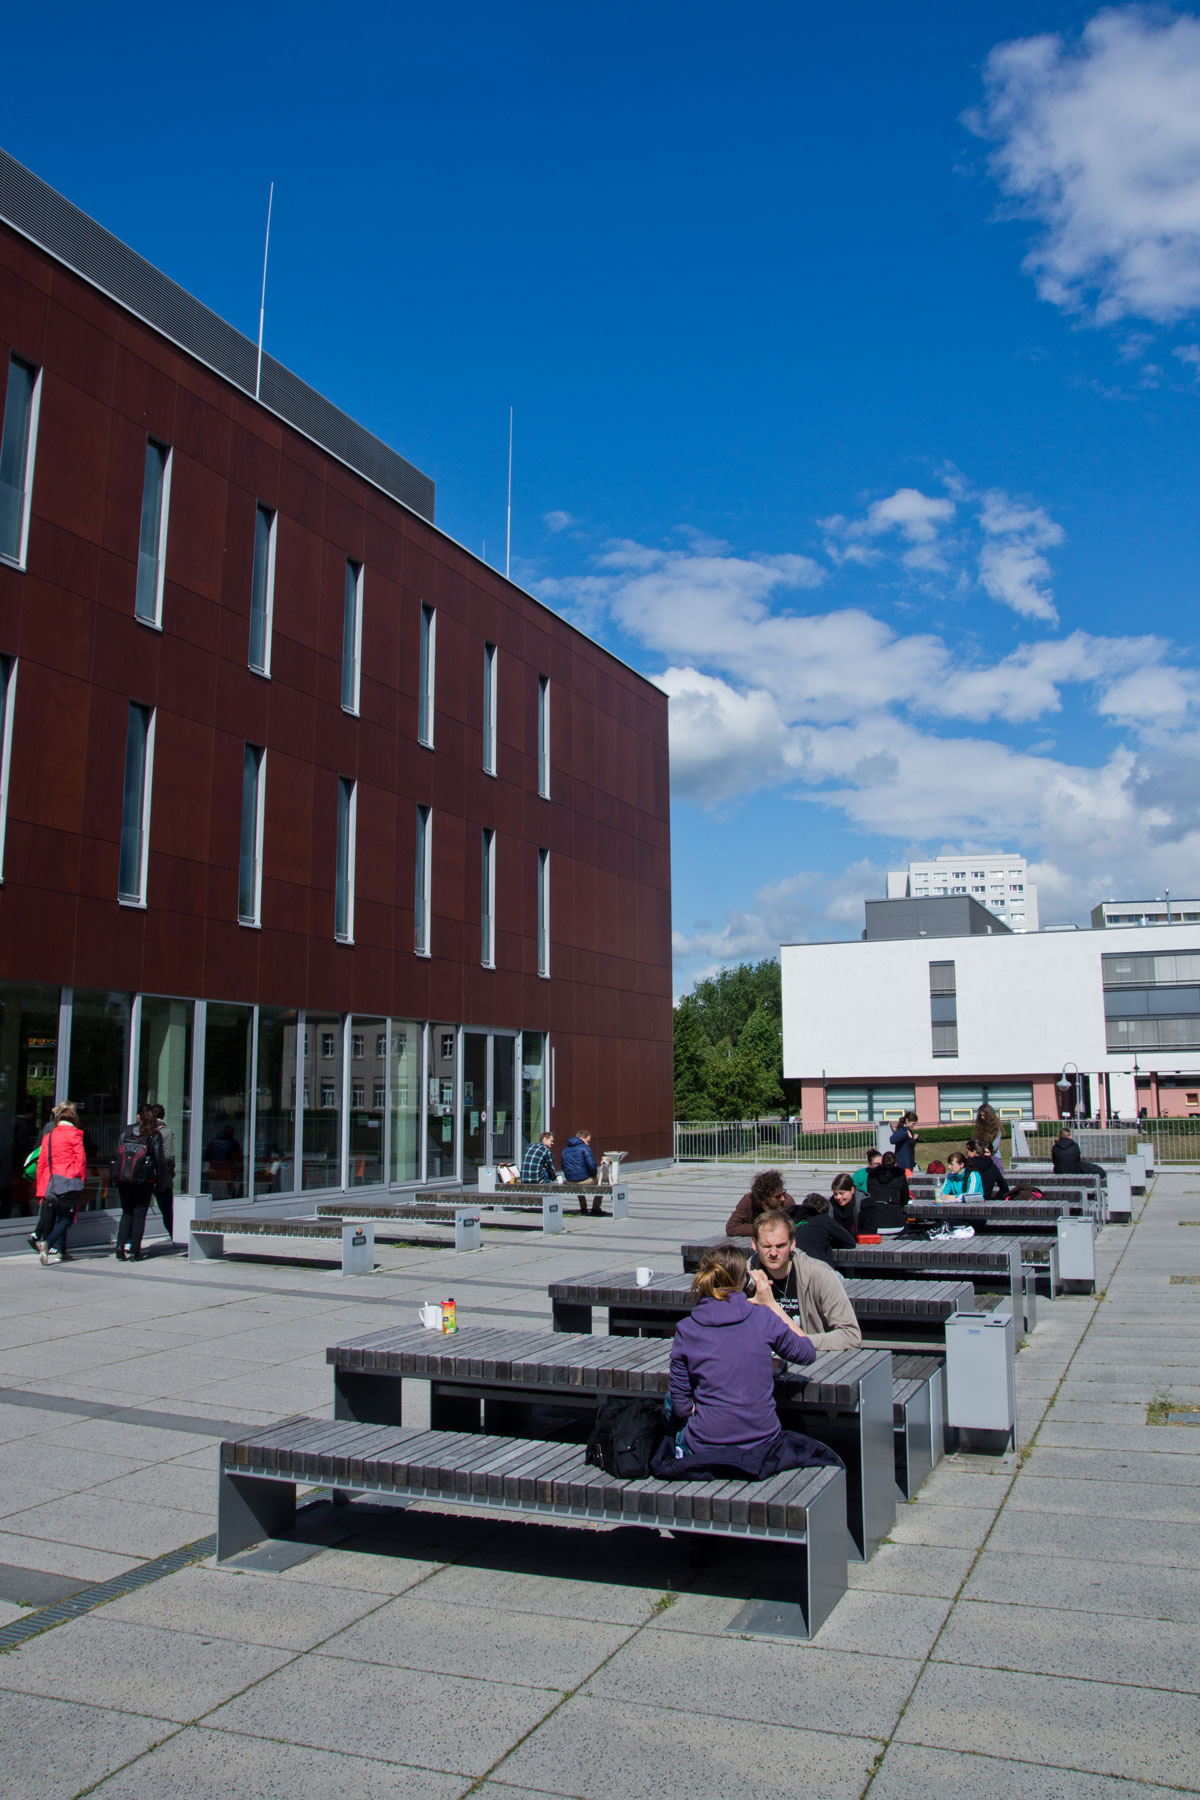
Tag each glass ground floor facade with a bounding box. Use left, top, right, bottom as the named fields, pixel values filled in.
left=0, top=981, right=547, bottom=1218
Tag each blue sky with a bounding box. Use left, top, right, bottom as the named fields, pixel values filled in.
left=9, top=2, right=1200, bottom=994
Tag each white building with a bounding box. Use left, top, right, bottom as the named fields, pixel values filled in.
left=886, top=854, right=1038, bottom=932
left=1092, top=898, right=1200, bottom=929
left=782, top=921, right=1200, bottom=1126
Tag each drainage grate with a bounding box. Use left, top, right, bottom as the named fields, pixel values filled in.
left=0, top=1533, right=215, bottom=1653
left=1170, top=1275, right=1200, bottom=1284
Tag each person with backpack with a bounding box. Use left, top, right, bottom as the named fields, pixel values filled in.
left=112, top=1106, right=162, bottom=1262
left=648, top=1242, right=841, bottom=1482
left=33, top=1103, right=86, bottom=1265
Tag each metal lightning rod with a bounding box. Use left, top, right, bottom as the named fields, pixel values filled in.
left=505, top=407, right=513, bottom=579
left=255, top=180, right=275, bottom=401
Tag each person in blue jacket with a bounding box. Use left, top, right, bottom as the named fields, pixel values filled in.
left=889, top=1112, right=919, bottom=1172
left=561, top=1129, right=602, bottom=1214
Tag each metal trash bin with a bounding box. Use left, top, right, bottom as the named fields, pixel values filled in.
left=1056, top=1216, right=1096, bottom=1292
left=945, top=1309, right=1016, bottom=1453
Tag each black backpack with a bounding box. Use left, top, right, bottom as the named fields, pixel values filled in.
left=585, top=1397, right=666, bottom=1479
left=111, top=1128, right=153, bottom=1187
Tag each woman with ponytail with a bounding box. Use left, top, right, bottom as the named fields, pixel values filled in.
left=650, top=1243, right=841, bottom=1480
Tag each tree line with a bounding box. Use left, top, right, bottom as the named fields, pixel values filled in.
left=673, top=958, right=787, bottom=1121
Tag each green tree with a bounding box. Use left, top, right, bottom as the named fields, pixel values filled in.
left=673, top=999, right=714, bottom=1120
left=673, top=959, right=785, bottom=1118
left=736, top=1001, right=785, bottom=1115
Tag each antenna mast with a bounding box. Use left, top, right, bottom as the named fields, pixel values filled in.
left=255, top=180, right=275, bottom=401
left=505, top=407, right=513, bottom=579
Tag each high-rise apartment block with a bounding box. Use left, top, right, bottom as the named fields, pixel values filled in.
left=886, top=854, right=1038, bottom=932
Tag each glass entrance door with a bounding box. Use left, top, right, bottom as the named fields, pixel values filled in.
left=462, top=1032, right=518, bottom=1181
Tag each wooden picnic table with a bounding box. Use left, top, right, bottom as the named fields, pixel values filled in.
left=324, top=1321, right=898, bottom=1559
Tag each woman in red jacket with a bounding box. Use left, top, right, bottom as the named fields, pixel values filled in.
left=35, top=1103, right=87, bottom=1265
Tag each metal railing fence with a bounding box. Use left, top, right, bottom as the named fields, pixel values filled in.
left=674, top=1120, right=876, bottom=1166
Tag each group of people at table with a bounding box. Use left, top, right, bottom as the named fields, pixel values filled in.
left=656, top=1103, right=1043, bottom=1481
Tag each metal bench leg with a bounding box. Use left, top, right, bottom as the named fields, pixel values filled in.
left=611, top=1185, right=629, bottom=1220
left=552, top=1300, right=592, bottom=1333
left=857, top=1359, right=896, bottom=1558
left=217, top=1469, right=296, bottom=1560
left=334, top=1370, right=403, bottom=1425
left=189, top=1230, right=223, bottom=1261
left=895, top=1386, right=933, bottom=1500
left=1023, top=1267, right=1038, bottom=1333
left=341, top=1224, right=375, bottom=1275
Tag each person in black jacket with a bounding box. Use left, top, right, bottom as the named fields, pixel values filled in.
left=964, top=1137, right=1010, bottom=1200
left=114, top=1106, right=162, bottom=1262
left=792, top=1193, right=858, bottom=1267
left=1051, top=1128, right=1106, bottom=1183
left=860, top=1151, right=909, bottom=1232
left=830, top=1172, right=860, bottom=1235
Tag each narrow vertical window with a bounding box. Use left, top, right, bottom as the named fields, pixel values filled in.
left=238, top=744, right=266, bottom=925
left=342, top=559, right=362, bottom=713
left=415, top=803, right=432, bottom=955
left=0, top=656, right=17, bottom=879
left=537, top=846, right=550, bottom=977
left=483, top=642, right=498, bottom=776
left=0, top=356, right=41, bottom=567
left=248, top=504, right=276, bottom=674
left=418, top=604, right=436, bottom=746
left=537, top=674, right=550, bottom=798
left=481, top=828, right=495, bottom=967
left=335, top=776, right=357, bottom=942
left=135, top=439, right=171, bottom=626
left=119, top=702, right=155, bottom=904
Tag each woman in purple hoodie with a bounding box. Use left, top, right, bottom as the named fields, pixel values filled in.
left=651, top=1243, right=841, bottom=1480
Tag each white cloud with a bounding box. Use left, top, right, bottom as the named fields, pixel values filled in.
left=1175, top=344, right=1200, bottom=370
left=977, top=488, right=1064, bottom=622
left=971, top=9, right=1200, bottom=324
left=542, top=509, right=577, bottom=533
left=822, top=487, right=956, bottom=569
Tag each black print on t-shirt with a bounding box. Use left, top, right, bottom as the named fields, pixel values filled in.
left=770, top=1267, right=800, bottom=1319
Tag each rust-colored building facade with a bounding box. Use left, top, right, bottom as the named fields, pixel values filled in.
left=0, top=151, right=672, bottom=1220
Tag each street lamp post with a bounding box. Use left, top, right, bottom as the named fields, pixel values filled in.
left=1056, top=1061, right=1080, bottom=1120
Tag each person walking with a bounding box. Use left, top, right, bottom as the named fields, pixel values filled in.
left=34, top=1103, right=86, bottom=1265
left=152, top=1102, right=176, bottom=1243
left=112, top=1106, right=163, bottom=1262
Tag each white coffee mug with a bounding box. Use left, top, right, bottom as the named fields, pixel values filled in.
left=419, top=1302, right=443, bottom=1329
left=635, top=1266, right=654, bottom=1286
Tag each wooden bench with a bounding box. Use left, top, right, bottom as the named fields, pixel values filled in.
left=903, top=1196, right=1072, bottom=1232
left=910, top=1173, right=1104, bottom=1224
left=189, top=1216, right=375, bottom=1275
left=325, top=1322, right=896, bottom=1557
left=315, top=1200, right=535, bottom=1247
left=217, top=1415, right=849, bottom=1638
left=1004, top=1166, right=1120, bottom=1222
left=468, top=1182, right=630, bottom=1220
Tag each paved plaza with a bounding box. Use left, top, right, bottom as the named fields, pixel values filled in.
left=0, top=1166, right=1198, bottom=1798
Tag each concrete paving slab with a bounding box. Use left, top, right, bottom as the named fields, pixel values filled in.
left=0, top=1494, right=211, bottom=1558
left=889, top=1504, right=998, bottom=1549
left=1035, top=1419, right=1200, bottom=1453
left=845, top=1542, right=976, bottom=1598
left=935, top=1596, right=1200, bottom=1694
left=495, top=1691, right=878, bottom=1799
left=322, top=1592, right=633, bottom=1687
left=869, top=1741, right=1190, bottom=1800
left=913, top=1467, right=1016, bottom=1509
left=0, top=1528, right=139, bottom=1580
left=207, top=1653, right=562, bottom=1776
left=896, top=1660, right=1200, bottom=1786
left=419, top=1558, right=665, bottom=1625
left=985, top=1508, right=1200, bottom=1568
left=963, top=1547, right=1200, bottom=1621
left=583, top=1630, right=920, bottom=1735
left=268, top=1544, right=447, bottom=1595
left=73, top=1723, right=466, bottom=1799
left=0, top=1614, right=292, bottom=1719
left=1022, top=1444, right=1200, bottom=1485
left=0, top=1688, right=174, bottom=1799
left=29, top=1416, right=221, bottom=1459
left=83, top=1461, right=219, bottom=1512
left=1007, top=1472, right=1200, bottom=1523
left=96, top=1564, right=389, bottom=1649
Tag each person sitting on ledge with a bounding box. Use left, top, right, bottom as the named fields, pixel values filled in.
left=1051, top=1126, right=1108, bottom=1184
left=746, top=1209, right=862, bottom=1350
left=939, top=1151, right=984, bottom=1200
left=520, top=1130, right=557, bottom=1185
left=724, top=1167, right=796, bottom=1237
left=964, top=1138, right=1010, bottom=1200
left=792, top=1191, right=858, bottom=1268
left=858, top=1150, right=909, bottom=1233
left=850, top=1148, right=881, bottom=1194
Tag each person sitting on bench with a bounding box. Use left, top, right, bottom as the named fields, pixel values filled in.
left=939, top=1152, right=984, bottom=1199
left=859, top=1150, right=909, bottom=1233
left=850, top=1149, right=881, bottom=1194
left=520, top=1131, right=557, bottom=1185
left=746, top=1210, right=862, bottom=1350
left=724, top=1167, right=797, bottom=1237
left=1052, top=1127, right=1107, bottom=1183
left=651, top=1241, right=841, bottom=1481
left=830, top=1172, right=860, bottom=1235
left=792, top=1191, right=858, bottom=1268
left=964, top=1137, right=1010, bottom=1199
left=561, top=1129, right=603, bottom=1214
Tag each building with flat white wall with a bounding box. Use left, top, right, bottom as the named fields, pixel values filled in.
left=782, top=921, right=1200, bottom=1125
left=1092, top=898, right=1200, bottom=928
left=886, top=853, right=1038, bottom=932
